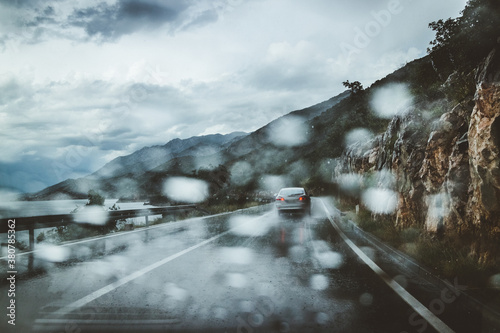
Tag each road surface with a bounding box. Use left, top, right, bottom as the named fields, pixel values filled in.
left=0, top=199, right=482, bottom=332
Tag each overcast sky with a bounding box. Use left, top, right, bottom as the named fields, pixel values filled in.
left=0, top=0, right=467, bottom=193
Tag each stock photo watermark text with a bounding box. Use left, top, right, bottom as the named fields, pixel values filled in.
left=340, top=0, right=405, bottom=59
left=6, top=219, right=17, bottom=326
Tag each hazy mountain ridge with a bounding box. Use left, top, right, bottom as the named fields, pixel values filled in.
left=25, top=132, right=246, bottom=200
left=92, top=132, right=247, bottom=178
left=25, top=54, right=437, bottom=202
left=24, top=53, right=471, bottom=205
left=26, top=92, right=348, bottom=200
left=222, top=90, right=350, bottom=158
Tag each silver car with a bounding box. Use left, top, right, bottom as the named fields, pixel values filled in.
left=275, top=187, right=311, bottom=215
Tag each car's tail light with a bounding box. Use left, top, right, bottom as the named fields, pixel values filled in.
left=299, top=196, right=306, bottom=201
left=276, top=197, right=285, bottom=201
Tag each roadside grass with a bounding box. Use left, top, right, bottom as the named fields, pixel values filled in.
left=336, top=198, right=499, bottom=289
left=414, top=235, right=498, bottom=289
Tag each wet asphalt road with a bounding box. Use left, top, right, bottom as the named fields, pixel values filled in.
left=1, top=199, right=439, bottom=333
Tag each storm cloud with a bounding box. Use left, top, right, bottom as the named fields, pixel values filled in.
left=0, top=0, right=468, bottom=192
left=0, top=0, right=230, bottom=43
left=67, top=0, right=190, bottom=40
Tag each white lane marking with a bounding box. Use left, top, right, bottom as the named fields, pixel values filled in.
left=1, top=210, right=244, bottom=260
left=35, top=319, right=180, bottom=325
left=1, top=220, right=188, bottom=259
left=320, top=199, right=455, bottom=333
left=51, top=212, right=271, bottom=318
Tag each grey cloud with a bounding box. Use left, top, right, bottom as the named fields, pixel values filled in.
left=0, top=0, right=47, bottom=8
left=43, top=5, right=55, bottom=16
left=0, top=79, right=22, bottom=105
left=1, top=0, right=223, bottom=43
left=245, top=58, right=332, bottom=93
left=14, top=122, right=55, bottom=132
left=59, top=132, right=136, bottom=150
left=0, top=154, right=92, bottom=193
left=29, top=5, right=57, bottom=26
left=68, top=0, right=204, bottom=40
left=249, top=66, right=328, bottom=92
left=29, top=15, right=57, bottom=26
left=98, top=139, right=133, bottom=152
left=118, top=0, right=182, bottom=22
left=0, top=158, right=53, bottom=193
left=180, top=9, right=219, bottom=31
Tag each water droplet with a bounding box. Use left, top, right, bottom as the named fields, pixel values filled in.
left=310, top=274, right=329, bottom=290
left=316, top=251, right=343, bottom=269
left=36, top=244, right=70, bottom=262
left=163, top=177, right=209, bottom=203
left=370, top=83, right=413, bottom=118
left=359, top=292, right=374, bottom=306
left=73, top=206, right=108, bottom=225
left=316, top=312, right=329, bottom=325
left=394, top=275, right=408, bottom=289
left=267, top=116, right=308, bottom=147
left=225, top=273, right=247, bottom=288
left=362, top=188, right=398, bottom=214
left=220, top=247, right=254, bottom=265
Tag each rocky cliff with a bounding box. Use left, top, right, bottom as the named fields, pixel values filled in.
left=335, top=47, right=500, bottom=261
left=468, top=48, right=500, bottom=261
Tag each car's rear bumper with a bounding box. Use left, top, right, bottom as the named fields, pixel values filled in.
left=275, top=203, right=310, bottom=211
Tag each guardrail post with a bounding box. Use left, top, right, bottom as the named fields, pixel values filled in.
left=29, top=227, right=35, bottom=250
left=142, top=214, right=150, bottom=243
left=28, top=226, right=34, bottom=272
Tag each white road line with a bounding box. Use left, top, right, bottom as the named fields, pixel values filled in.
left=51, top=212, right=270, bottom=318
left=1, top=212, right=238, bottom=260
left=0, top=218, right=197, bottom=260
left=35, top=319, right=181, bottom=325
left=320, top=199, right=455, bottom=333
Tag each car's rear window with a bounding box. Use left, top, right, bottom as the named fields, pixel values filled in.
left=279, top=188, right=305, bottom=196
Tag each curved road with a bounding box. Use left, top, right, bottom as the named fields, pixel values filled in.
left=1, top=199, right=458, bottom=332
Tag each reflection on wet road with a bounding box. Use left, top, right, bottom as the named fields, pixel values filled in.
left=2, top=200, right=435, bottom=332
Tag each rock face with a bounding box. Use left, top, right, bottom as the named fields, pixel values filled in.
left=419, top=103, right=471, bottom=234
left=467, top=49, right=500, bottom=257
left=335, top=48, right=500, bottom=256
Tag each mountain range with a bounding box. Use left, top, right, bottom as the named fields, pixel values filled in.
left=26, top=90, right=350, bottom=201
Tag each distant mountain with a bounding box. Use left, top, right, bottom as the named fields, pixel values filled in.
left=24, top=52, right=456, bottom=206
left=26, top=92, right=349, bottom=201
left=287, top=90, right=350, bottom=119
left=91, top=132, right=247, bottom=178
left=223, top=90, right=350, bottom=157
left=26, top=132, right=247, bottom=200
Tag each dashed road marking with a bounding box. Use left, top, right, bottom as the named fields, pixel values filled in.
left=51, top=212, right=271, bottom=318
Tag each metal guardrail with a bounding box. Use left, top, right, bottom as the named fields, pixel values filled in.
left=329, top=208, right=500, bottom=330
left=0, top=205, right=201, bottom=251
left=0, top=203, right=271, bottom=280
